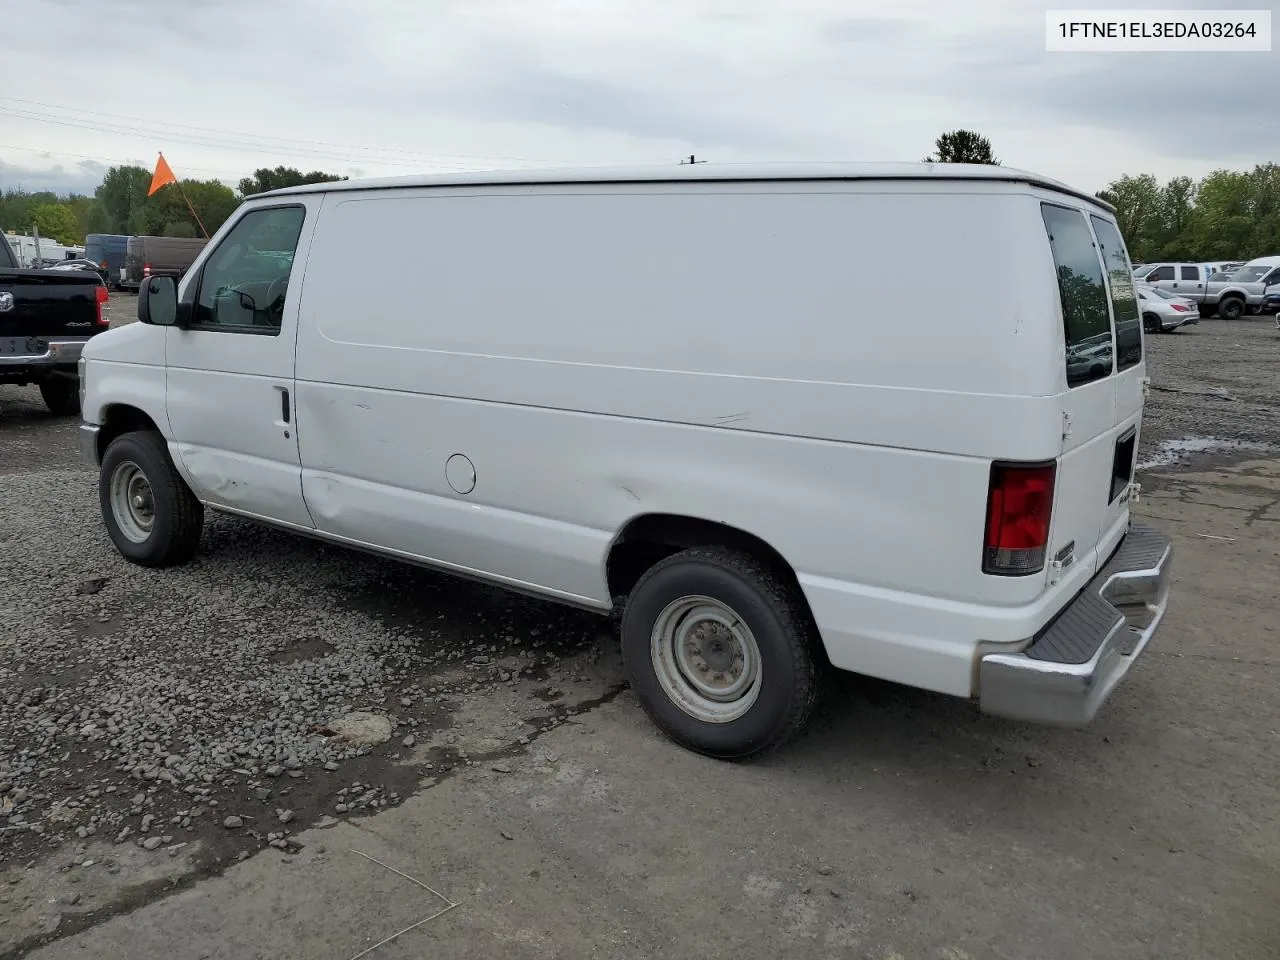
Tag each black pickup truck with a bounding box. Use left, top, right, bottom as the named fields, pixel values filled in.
left=1, top=232, right=110, bottom=415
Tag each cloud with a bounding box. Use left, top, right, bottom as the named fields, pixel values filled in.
left=0, top=160, right=105, bottom=196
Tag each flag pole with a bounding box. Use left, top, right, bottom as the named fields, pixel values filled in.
left=174, top=179, right=209, bottom=239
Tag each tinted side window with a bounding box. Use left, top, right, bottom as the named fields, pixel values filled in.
left=1090, top=216, right=1142, bottom=371
left=194, top=206, right=305, bottom=335
left=1180, top=265, right=1200, bottom=280
left=1147, top=265, right=1174, bottom=281
left=1041, top=203, right=1112, bottom=388
left=1263, top=269, right=1280, bottom=285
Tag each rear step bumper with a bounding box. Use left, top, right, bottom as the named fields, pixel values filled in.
left=0, top=337, right=91, bottom=369
left=979, top=523, right=1173, bottom=727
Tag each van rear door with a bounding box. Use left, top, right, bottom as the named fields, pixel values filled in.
left=1038, top=203, right=1139, bottom=583
left=1090, top=214, right=1144, bottom=542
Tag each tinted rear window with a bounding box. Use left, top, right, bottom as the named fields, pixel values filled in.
left=1090, top=216, right=1142, bottom=371
left=1040, top=203, right=1113, bottom=387
left=0, top=236, right=15, bottom=269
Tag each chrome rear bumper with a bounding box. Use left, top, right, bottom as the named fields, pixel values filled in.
left=979, top=523, right=1173, bottom=727
left=0, top=337, right=91, bottom=368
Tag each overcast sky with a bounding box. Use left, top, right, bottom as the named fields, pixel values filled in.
left=2, top=0, right=1275, bottom=198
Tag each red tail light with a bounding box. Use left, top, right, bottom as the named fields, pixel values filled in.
left=143, top=263, right=151, bottom=277
left=1171, top=304, right=1188, bottom=312
left=983, top=462, right=1056, bottom=576
left=95, top=284, right=110, bottom=326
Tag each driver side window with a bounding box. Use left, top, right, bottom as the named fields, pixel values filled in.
left=193, top=205, right=305, bottom=334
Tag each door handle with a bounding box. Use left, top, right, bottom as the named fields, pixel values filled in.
left=280, top=388, right=291, bottom=423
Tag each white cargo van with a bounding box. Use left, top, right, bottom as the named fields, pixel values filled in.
left=78, top=164, right=1173, bottom=759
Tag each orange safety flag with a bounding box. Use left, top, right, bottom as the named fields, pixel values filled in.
left=147, top=153, right=178, bottom=196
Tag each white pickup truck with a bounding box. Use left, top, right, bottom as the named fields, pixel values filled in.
left=1136, top=258, right=1280, bottom=319
left=1203, top=256, right=1280, bottom=320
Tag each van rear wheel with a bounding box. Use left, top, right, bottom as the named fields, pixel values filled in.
left=620, top=546, right=822, bottom=760
left=99, top=430, right=204, bottom=567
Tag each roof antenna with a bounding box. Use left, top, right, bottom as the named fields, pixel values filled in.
left=680, top=154, right=706, bottom=165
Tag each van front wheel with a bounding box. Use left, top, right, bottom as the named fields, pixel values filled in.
left=99, top=430, right=204, bottom=567
left=620, top=547, right=822, bottom=760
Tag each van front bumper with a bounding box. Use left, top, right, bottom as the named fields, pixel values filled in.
left=979, top=522, right=1173, bottom=727
left=80, top=423, right=101, bottom=466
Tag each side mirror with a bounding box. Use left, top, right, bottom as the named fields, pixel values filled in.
left=138, top=276, right=179, bottom=327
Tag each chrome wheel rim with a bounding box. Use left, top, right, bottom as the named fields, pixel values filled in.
left=651, top=595, right=762, bottom=723
left=109, top=461, right=155, bottom=543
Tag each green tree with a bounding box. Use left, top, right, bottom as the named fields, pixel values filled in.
left=1181, top=169, right=1255, bottom=261
left=923, top=130, right=998, bottom=165
left=31, top=203, right=81, bottom=245
left=237, top=166, right=346, bottom=197
left=141, top=178, right=239, bottom=237
left=162, top=220, right=197, bottom=238
left=94, top=165, right=152, bottom=234
left=67, top=195, right=107, bottom=240
left=1096, top=174, right=1162, bottom=261
left=1157, top=176, right=1197, bottom=258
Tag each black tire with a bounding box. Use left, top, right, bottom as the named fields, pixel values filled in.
left=39, top=378, right=80, bottom=416
left=620, top=546, right=823, bottom=760
left=99, top=430, right=204, bottom=567
left=1142, top=313, right=1161, bottom=334
left=1218, top=297, right=1245, bottom=321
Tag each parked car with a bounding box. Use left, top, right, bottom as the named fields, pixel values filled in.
left=1262, top=289, right=1280, bottom=314
left=1, top=227, right=111, bottom=414
left=120, top=236, right=207, bottom=291
left=79, top=163, right=1173, bottom=758
left=84, top=234, right=130, bottom=290
left=47, top=258, right=110, bottom=284
left=1135, top=285, right=1193, bottom=332
left=1205, top=256, right=1280, bottom=320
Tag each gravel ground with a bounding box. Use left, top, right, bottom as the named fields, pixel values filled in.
left=1139, top=313, right=1280, bottom=464
left=1, top=303, right=1278, bottom=956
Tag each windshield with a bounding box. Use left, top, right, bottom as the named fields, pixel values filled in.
left=1229, top=265, right=1271, bottom=282
left=1151, top=287, right=1181, bottom=300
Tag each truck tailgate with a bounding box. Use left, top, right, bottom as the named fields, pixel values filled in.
left=0, top=270, right=101, bottom=338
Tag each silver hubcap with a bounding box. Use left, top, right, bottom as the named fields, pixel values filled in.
left=109, top=461, right=155, bottom=543
left=651, top=595, right=762, bottom=723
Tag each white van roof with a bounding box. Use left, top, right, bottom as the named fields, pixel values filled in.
left=255, top=162, right=1113, bottom=212
left=1243, top=255, right=1280, bottom=267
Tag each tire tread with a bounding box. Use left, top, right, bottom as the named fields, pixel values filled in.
left=623, top=545, right=823, bottom=760
left=100, top=430, right=203, bottom=567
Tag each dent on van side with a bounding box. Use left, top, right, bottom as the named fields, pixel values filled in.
left=78, top=163, right=1173, bottom=759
